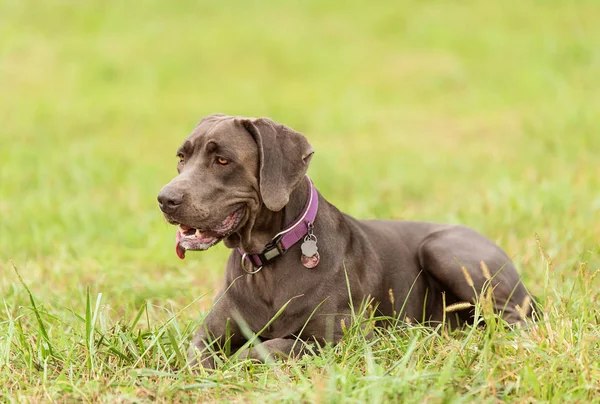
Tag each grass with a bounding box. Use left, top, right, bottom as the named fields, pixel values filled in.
left=1, top=0, right=600, bottom=401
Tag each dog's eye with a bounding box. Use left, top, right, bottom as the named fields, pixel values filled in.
left=217, top=157, right=229, bottom=166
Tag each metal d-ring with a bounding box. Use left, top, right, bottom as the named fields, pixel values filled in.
left=241, top=253, right=263, bottom=274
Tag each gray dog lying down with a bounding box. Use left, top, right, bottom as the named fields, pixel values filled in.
left=157, top=114, right=534, bottom=368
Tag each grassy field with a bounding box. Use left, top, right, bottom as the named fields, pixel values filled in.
left=2, top=0, right=600, bottom=402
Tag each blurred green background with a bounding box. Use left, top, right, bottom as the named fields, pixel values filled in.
left=1, top=0, right=599, bottom=313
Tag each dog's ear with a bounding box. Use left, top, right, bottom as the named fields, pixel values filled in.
left=241, top=117, right=314, bottom=212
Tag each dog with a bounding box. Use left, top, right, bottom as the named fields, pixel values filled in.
left=157, top=114, right=534, bottom=368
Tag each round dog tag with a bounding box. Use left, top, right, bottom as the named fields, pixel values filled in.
left=301, top=252, right=320, bottom=269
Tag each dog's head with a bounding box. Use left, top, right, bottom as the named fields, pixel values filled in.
left=157, top=114, right=314, bottom=258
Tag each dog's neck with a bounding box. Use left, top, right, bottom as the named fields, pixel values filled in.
left=229, top=178, right=310, bottom=253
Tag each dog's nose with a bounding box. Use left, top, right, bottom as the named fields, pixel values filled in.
left=157, top=188, right=183, bottom=214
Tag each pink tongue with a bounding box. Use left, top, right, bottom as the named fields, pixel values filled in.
left=176, top=243, right=186, bottom=259
left=175, top=231, right=186, bottom=260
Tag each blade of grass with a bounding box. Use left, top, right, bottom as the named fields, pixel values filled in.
left=11, top=261, right=62, bottom=361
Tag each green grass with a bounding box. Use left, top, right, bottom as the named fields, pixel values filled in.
left=1, top=0, right=600, bottom=401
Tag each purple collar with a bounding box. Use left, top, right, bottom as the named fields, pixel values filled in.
left=239, top=176, right=318, bottom=274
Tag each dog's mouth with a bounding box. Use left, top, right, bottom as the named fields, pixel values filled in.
left=174, top=207, right=245, bottom=259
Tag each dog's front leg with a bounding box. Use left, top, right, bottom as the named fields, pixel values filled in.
left=187, top=297, right=246, bottom=369
left=237, top=338, right=315, bottom=363
left=188, top=330, right=218, bottom=369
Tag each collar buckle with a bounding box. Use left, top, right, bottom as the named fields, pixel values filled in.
left=262, top=234, right=285, bottom=262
